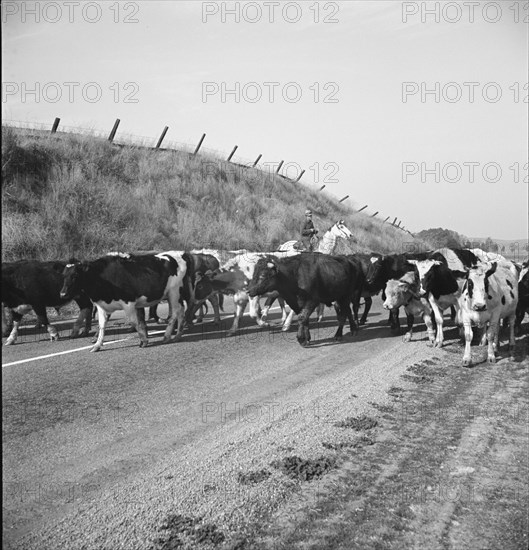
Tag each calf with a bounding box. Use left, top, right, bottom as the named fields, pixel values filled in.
left=247, top=253, right=363, bottom=346
left=382, top=271, right=435, bottom=343
left=366, top=251, right=432, bottom=332
left=2, top=260, right=92, bottom=345
left=458, top=261, right=518, bottom=366
left=60, top=251, right=192, bottom=352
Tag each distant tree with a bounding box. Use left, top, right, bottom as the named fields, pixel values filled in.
left=415, top=227, right=464, bottom=249
left=483, top=237, right=498, bottom=252
left=501, top=245, right=506, bottom=254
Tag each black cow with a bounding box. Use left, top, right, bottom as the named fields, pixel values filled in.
left=2, top=260, right=92, bottom=345
left=60, top=251, right=192, bottom=352
left=515, top=260, right=529, bottom=334
left=247, top=253, right=364, bottom=346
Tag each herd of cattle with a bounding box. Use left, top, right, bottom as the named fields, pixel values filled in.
left=2, top=229, right=529, bottom=366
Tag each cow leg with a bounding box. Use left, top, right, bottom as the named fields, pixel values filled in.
left=72, top=304, right=91, bottom=338
left=297, top=303, right=317, bottom=346
left=209, top=293, right=222, bottom=323
left=165, top=292, right=185, bottom=342
left=33, top=306, right=58, bottom=342
left=422, top=310, right=436, bottom=344
left=2, top=305, right=13, bottom=337
left=402, top=309, right=415, bottom=342
left=359, top=295, right=372, bottom=325
left=462, top=322, right=473, bottom=366
left=486, top=319, right=499, bottom=363
left=316, top=303, right=325, bottom=323
left=333, top=300, right=354, bottom=340
left=4, top=309, right=27, bottom=346
left=402, top=311, right=415, bottom=342
left=390, top=308, right=400, bottom=332
left=429, top=299, right=445, bottom=347
left=227, top=292, right=248, bottom=336
left=250, top=296, right=268, bottom=328
left=507, top=313, right=516, bottom=360
left=195, top=303, right=206, bottom=323
left=278, top=298, right=288, bottom=324
left=261, top=294, right=276, bottom=322
left=135, top=307, right=149, bottom=347
left=91, top=304, right=109, bottom=352
left=282, top=308, right=295, bottom=332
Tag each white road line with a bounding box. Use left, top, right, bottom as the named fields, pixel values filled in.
left=2, top=306, right=285, bottom=368
left=2, top=330, right=167, bottom=368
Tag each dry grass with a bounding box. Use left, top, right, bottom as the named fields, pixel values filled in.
left=2, top=126, right=427, bottom=261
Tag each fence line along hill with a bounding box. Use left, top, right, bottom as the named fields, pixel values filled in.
left=1, top=124, right=426, bottom=261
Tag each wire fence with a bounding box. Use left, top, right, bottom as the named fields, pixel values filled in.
left=3, top=117, right=414, bottom=235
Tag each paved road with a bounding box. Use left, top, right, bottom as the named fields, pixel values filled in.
left=2, top=302, right=525, bottom=549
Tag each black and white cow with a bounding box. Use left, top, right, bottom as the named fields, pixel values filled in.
left=247, top=253, right=364, bottom=346
left=2, top=260, right=92, bottom=345
left=458, top=261, right=518, bottom=366
left=60, top=251, right=192, bottom=352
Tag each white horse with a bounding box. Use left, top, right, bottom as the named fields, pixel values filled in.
left=263, top=220, right=354, bottom=329
left=278, top=220, right=353, bottom=255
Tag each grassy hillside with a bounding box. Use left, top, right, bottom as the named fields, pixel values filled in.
left=1, top=126, right=426, bottom=261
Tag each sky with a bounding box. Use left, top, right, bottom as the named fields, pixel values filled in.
left=2, top=0, right=528, bottom=240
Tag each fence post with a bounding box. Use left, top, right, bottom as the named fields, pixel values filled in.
left=51, top=117, right=60, bottom=134
left=319, top=185, right=326, bottom=191
left=156, top=126, right=169, bottom=148
left=357, top=205, right=368, bottom=213
left=275, top=160, right=284, bottom=174
left=383, top=216, right=390, bottom=223
left=371, top=211, right=379, bottom=217
left=294, top=169, right=305, bottom=183
left=252, top=154, right=262, bottom=167
left=194, top=133, right=206, bottom=155
left=392, top=217, right=398, bottom=225
left=339, top=195, right=349, bottom=203
left=227, top=145, right=238, bottom=161
left=108, top=119, right=120, bottom=142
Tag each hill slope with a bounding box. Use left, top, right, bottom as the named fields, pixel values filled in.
left=1, top=126, right=425, bottom=261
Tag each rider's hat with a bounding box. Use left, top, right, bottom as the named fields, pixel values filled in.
left=305, top=209, right=312, bottom=216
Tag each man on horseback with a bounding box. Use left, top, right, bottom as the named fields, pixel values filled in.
left=300, top=209, right=318, bottom=251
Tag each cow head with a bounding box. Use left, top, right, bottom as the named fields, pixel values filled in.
left=247, top=259, right=279, bottom=297
left=365, top=256, right=383, bottom=286
left=407, top=259, right=443, bottom=295
left=331, top=220, right=353, bottom=239
left=60, top=262, right=87, bottom=300
left=463, top=262, right=497, bottom=312
left=382, top=272, right=419, bottom=310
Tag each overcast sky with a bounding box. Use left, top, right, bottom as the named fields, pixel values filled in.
left=2, top=1, right=527, bottom=240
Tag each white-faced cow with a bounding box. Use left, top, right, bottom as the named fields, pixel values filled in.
left=2, top=260, right=92, bottom=345
left=458, top=261, right=518, bottom=366
left=382, top=271, right=435, bottom=343
left=60, top=251, right=192, bottom=352
left=247, top=253, right=364, bottom=346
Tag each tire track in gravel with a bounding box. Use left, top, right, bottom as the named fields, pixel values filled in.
left=245, top=333, right=528, bottom=550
